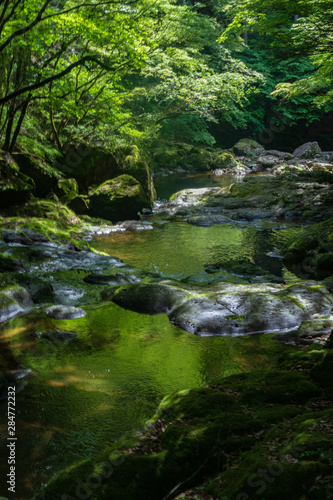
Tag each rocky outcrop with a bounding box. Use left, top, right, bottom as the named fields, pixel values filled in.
left=153, top=172, right=333, bottom=224
left=109, top=280, right=332, bottom=337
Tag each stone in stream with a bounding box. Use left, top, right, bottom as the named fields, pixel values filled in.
left=44, top=305, right=86, bottom=319
left=110, top=281, right=333, bottom=337
left=34, top=330, right=77, bottom=342
left=84, top=271, right=142, bottom=285
left=0, top=286, right=34, bottom=323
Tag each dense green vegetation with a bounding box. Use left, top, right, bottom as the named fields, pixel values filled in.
left=0, top=1, right=332, bottom=499
left=0, top=0, right=331, bottom=159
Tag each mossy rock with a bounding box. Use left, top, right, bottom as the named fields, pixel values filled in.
left=212, top=151, right=237, bottom=169
left=283, top=218, right=333, bottom=277
left=89, top=175, right=148, bottom=223
left=0, top=254, right=22, bottom=272
left=123, top=159, right=156, bottom=208
left=232, top=370, right=321, bottom=405
left=14, top=153, right=60, bottom=197
left=15, top=199, right=81, bottom=226
left=111, top=281, right=189, bottom=314
left=233, top=138, right=265, bottom=156
left=56, top=145, right=120, bottom=192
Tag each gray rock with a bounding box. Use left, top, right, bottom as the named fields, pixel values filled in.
left=84, top=272, right=141, bottom=285
left=0, top=286, right=33, bottom=323
left=257, top=155, right=281, bottom=168
left=265, top=150, right=293, bottom=160
left=44, top=305, right=86, bottom=319
left=34, top=330, right=77, bottom=342
left=111, top=281, right=333, bottom=337
left=293, top=142, right=322, bottom=159
left=186, top=215, right=232, bottom=226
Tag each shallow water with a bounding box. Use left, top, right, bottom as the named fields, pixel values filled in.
left=0, top=173, right=302, bottom=499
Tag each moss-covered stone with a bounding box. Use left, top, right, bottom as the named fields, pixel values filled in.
left=283, top=218, right=333, bottom=278
left=213, top=152, right=237, bottom=169
left=89, top=175, right=149, bottom=222
left=233, top=138, right=265, bottom=156
left=56, top=145, right=120, bottom=192
left=14, top=152, right=60, bottom=197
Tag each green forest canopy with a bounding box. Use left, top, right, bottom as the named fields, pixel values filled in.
left=0, top=0, right=332, bottom=159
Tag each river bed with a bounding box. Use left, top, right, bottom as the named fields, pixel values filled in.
left=0, top=173, right=304, bottom=499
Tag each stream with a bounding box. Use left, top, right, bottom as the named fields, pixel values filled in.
left=0, top=173, right=305, bottom=499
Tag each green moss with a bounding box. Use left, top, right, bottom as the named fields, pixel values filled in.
left=283, top=218, right=333, bottom=277
left=311, top=352, right=333, bottom=401
left=233, top=370, right=321, bottom=405
left=89, top=175, right=147, bottom=222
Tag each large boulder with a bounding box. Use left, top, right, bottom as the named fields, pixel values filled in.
left=233, top=139, right=265, bottom=156
left=14, top=153, right=60, bottom=197
left=293, top=141, right=322, bottom=159
left=55, top=145, right=120, bottom=192
left=89, top=175, right=148, bottom=222
left=110, top=281, right=332, bottom=337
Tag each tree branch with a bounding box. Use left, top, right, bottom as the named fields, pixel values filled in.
left=0, top=55, right=122, bottom=105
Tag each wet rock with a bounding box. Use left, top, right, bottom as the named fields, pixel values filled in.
left=3, top=369, right=31, bottom=381
left=0, top=286, right=33, bottom=322
left=44, top=305, right=86, bottom=319
left=0, top=254, right=23, bottom=272
left=186, top=214, right=232, bottom=226
left=293, top=141, right=322, bottom=159
left=111, top=281, right=332, bottom=337
left=34, top=330, right=77, bottom=342
left=84, top=272, right=142, bottom=285
left=118, top=220, right=154, bottom=231
left=1, top=228, right=50, bottom=245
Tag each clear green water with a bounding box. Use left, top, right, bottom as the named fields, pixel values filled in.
left=0, top=174, right=302, bottom=499
left=92, top=220, right=298, bottom=281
